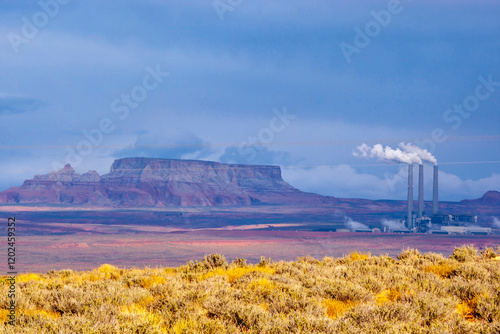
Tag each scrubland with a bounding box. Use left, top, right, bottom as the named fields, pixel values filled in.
left=1, top=245, right=500, bottom=333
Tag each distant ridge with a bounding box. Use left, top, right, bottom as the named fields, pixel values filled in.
left=0, top=158, right=333, bottom=207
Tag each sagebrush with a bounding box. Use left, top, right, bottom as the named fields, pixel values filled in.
left=1, top=245, right=500, bottom=333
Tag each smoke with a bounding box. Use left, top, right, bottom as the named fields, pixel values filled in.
left=345, top=217, right=369, bottom=230
left=399, top=143, right=437, bottom=165
left=353, top=143, right=420, bottom=164
left=353, top=142, right=437, bottom=165
left=336, top=211, right=370, bottom=230
left=381, top=219, right=408, bottom=231
left=492, top=217, right=500, bottom=228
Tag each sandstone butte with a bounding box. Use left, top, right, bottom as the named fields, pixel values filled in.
left=0, top=158, right=334, bottom=207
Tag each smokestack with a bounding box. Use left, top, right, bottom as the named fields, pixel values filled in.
left=433, top=165, right=438, bottom=214
left=418, top=164, right=424, bottom=220
left=407, top=164, right=413, bottom=230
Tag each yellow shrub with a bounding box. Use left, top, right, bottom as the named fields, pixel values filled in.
left=172, top=318, right=199, bottom=333
left=456, top=292, right=488, bottom=321
left=121, top=303, right=148, bottom=317
left=98, top=264, right=118, bottom=273
left=164, top=267, right=177, bottom=275
left=349, top=251, right=371, bottom=261
left=17, top=273, right=43, bottom=283
left=424, top=263, right=456, bottom=278
left=457, top=301, right=475, bottom=321
left=29, top=309, right=61, bottom=319
left=200, top=266, right=275, bottom=283
left=141, top=275, right=166, bottom=288
left=376, top=289, right=401, bottom=305
left=82, top=272, right=103, bottom=282
left=121, top=302, right=161, bottom=325
left=91, top=264, right=121, bottom=280
left=0, top=309, right=10, bottom=322
left=248, top=278, right=276, bottom=298
left=250, top=278, right=274, bottom=290
left=323, top=299, right=357, bottom=319
left=140, top=295, right=155, bottom=306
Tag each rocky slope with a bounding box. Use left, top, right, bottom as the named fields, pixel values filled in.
left=0, top=158, right=332, bottom=207
left=0, top=158, right=498, bottom=216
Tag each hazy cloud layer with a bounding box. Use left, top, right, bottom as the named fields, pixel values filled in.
left=0, top=0, right=499, bottom=200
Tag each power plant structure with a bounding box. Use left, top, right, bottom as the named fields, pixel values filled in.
left=433, top=165, right=438, bottom=214
left=403, top=163, right=486, bottom=234
left=418, top=164, right=424, bottom=221
left=406, top=163, right=432, bottom=230
left=407, top=164, right=413, bottom=230
left=352, top=142, right=489, bottom=235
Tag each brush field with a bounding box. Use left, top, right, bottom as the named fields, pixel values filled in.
left=1, top=245, right=500, bottom=333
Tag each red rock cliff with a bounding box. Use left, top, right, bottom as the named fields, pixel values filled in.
left=0, top=158, right=330, bottom=207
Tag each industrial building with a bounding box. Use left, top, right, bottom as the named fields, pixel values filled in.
left=402, top=163, right=490, bottom=235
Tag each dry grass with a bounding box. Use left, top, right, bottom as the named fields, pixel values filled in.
left=1, top=245, right=500, bottom=333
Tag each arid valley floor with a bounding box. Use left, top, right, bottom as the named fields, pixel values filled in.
left=1, top=205, right=499, bottom=273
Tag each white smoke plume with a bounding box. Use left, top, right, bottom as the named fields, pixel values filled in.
left=353, top=143, right=421, bottom=164
left=492, top=217, right=500, bottom=228
left=345, top=217, right=369, bottom=230
left=399, top=142, right=437, bottom=165
left=381, top=219, right=408, bottom=231
left=353, top=142, right=437, bottom=165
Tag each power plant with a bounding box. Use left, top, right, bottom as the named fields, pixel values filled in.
left=354, top=142, right=491, bottom=235
left=402, top=163, right=489, bottom=235
left=418, top=164, right=424, bottom=220
left=407, top=164, right=413, bottom=230
left=433, top=165, right=438, bottom=214
left=405, top=163, right=437, bottom=229
left=406, top=163, right=437, bottom=229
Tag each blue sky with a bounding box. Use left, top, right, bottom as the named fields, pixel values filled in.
left=0, top=0, right=499, bottom=201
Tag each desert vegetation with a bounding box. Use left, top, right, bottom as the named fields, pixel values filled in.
left=1, top=245, right=500, bottom=333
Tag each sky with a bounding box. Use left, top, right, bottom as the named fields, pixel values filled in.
left=0, top=0, right=499, bottom=201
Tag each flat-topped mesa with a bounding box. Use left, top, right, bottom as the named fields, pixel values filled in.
left=101, top=158, right=303, bottom=206
left=0, top=157, right=328, bottom=207
left=104, top=158, right=290, bottom=189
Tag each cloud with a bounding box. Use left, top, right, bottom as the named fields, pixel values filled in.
left=282, top=165, right=405, bottom=200
left=438, top=171, right=500, bottom=201
left=0, top=1, right=498, bottom=199
left=282, top=164, right=500, bottom=201
left=0, top=95, right=45, bottom=115
left=219, top=146, right=294, bottom=166
left=113, top=130, right=210, bottom=160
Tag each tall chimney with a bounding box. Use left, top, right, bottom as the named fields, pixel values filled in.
left=407, top=164, right=413, bottom=230
left=433, top=165, right=438, bottom=214
left=418, top=164, right=424, bottom=220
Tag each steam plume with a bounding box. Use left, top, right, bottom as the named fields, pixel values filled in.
left=492, top=217, right=500, bottom=229
left=381, top=219, right=408, bottom=231
left=345, top=217, right=369, bottom=230
left=399, top=143, right=437, bottom=165
left=353, top=142, right=437, bottom=165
